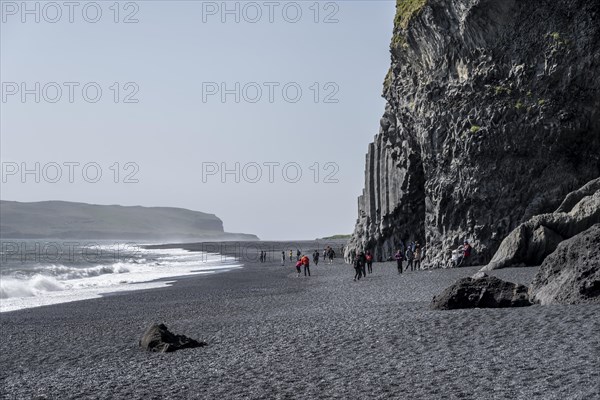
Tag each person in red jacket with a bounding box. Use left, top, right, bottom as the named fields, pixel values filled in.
left=463, top=241, right=472, bottom=258
left=456, top=241, right=473, bottom=267
left=301, top=255, right=310, bottom=277
left=365, top=250, right=373, bottom=274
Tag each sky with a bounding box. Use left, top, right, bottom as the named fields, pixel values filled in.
left=0, top=0, right=396, bottom=240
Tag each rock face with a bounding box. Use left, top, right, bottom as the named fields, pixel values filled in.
left=139, top=324, right=207, bottom=353
left=529, top=224, right=600, bottom=305
left=430, top=272, right=532, bottom=310
left=346, top=0, right=600, bottom=268
left=482, top=180, right=600, bottom=270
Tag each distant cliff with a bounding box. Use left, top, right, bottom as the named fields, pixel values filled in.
left=0, top=200, right=258, bottom=241
left=347, top=0, right=600, bottom=266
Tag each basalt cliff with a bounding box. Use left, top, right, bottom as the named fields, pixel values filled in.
left=346, top=0, right=600, bottom=267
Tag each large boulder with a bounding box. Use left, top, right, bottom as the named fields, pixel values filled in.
left=482, top=180, right=600, bottom=270
left=430, top=272, right=532, bottom=310
left=529, top=224, right=600, bottom=305
left=139, top=323, right=207, bottom=353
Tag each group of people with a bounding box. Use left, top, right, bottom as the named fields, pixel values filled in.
left=277, top=246, right=340, bottom=277
left=294, top=254, right=311, bottom=277
left=451, top=241, right=473, bottom=267
left=259, top=251, right=268, bottom=262
left=394, top=242, right=423, bottom=274
left=353, top=240, right=474, bottom=279
left=276, top=240, right=474, bottom=281
left=352, top=250, right=374, bottom=281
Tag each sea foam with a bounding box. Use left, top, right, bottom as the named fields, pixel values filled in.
left=0, top=247, right=242, bottom=312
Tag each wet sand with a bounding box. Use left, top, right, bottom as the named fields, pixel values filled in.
left=1, top=240, right=598, bottom=399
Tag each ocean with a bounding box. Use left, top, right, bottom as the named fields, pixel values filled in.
left=0, top=239, right=242, bottom=312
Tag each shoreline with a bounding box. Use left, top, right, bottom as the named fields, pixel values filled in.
left=1, top=240, right=598, bottom=399
left=1, top=240, right=344, bottom=313
left=0, top=241, right=250, bottom=313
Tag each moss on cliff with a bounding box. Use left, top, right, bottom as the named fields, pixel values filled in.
left=391, top=0, right=428, bottom=50
left=394, top=0, right=427, bottom=29
left=383, top=67, right=394, bottom=91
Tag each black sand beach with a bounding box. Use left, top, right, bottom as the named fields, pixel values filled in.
left=1, top=240, right=598, bottom=399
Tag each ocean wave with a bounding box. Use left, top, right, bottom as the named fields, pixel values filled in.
left=45, top=263, right=131, bottom=280
left=0, top=248, right=242, bottom=308
left=0, top=275, right=64, bottom=299
left=0, top=263, right=132, bottom=299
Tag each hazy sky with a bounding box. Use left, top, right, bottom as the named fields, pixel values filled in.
left=1, top=1, right=396, bottom=240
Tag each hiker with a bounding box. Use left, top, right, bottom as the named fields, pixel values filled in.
left=295, top=259, right=302, bottom=277
left=301, top=254, right=310, bottom=276
left=297, top=249, right=301, bottom=261
left=405, top=246, right=414, bottom=272
left=456, top=241, right=472, bottom=267
left=414, top=246, right=422, bottom=271
left=313, top=250, right=320, bottom=266
left=259, top=251, right=263, bottom=263
left=356, top=250, right=366, bottom=277
left=354, top=250, right=365, bottom=281
left=328, top=248, right=335, bottom=264
left=289, top=250, right=293, bottom=262
left=281, top=251, right=286, bottom=266
left=451, top=247, right=461, bottom=267
left=395, top=250, right=403, bottom=274
left=365, top=250, right=373, bottom=274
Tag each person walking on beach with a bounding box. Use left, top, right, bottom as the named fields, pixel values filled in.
left=414, top=246, right=422, bottom=271
left=297, top=249, right=301, bottom=261
left=295, top=259, right=302, bottom=277
left=301, top=254, right=311, bottom=277
left=365, top=250, right=373, bottom=274
left=405, top=246, right=414, bottom=272
left=259, top=251, right=263, bottom=263
left=328, top=247, right=335, bottom=264
left=357, top=250, right=366, bottom=277
left=456, top=241, right=472, bottom=267
left=281, top=251, right=286, bottom=266
left=353, top=250, right=365, bottom=281
left=313, top=250, right=320, bottom=266
left=289, top=250, right=293, bottom=262
left=395, top=249, right=404, bottom=274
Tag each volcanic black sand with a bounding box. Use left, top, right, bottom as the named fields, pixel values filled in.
left=1, top=240, right=598, bottom=399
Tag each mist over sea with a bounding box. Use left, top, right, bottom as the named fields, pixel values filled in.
left=0, top=239, right=242, bottom=312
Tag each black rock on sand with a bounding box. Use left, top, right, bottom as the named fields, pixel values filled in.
left=139, top=323, right=207, bottom=353
left=430, top=272, right=532, bottom=310
left=530, top=224, right=600, bottom=305
left=0, top=240, right=598, bottom=399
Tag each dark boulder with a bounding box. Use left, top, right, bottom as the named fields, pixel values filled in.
left=482, top=181, right=600, bottom=270
left=139, top=323, right=207, bottom=353
left=431, top=272, right=532, bottom=310
left=529, top=224, right=600, bottom=305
